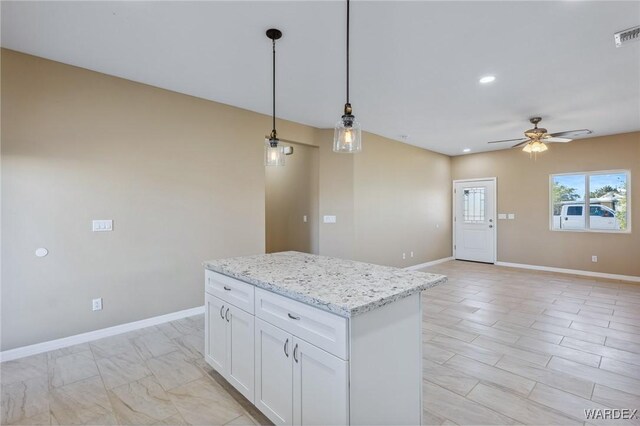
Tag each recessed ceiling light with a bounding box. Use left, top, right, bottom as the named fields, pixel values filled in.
left=463, top=148, right=471, bottom=153
left=479, top=75, right=496, bottom=84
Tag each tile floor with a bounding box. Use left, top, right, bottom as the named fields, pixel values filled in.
left=1, top=316, right=270, bottom=426
left=1, top=260, right=639, bottom=425
left=421, top=261, right=640, bottom=425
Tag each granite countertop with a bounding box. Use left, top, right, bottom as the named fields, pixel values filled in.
left=203, top=251, right=447, bottom=317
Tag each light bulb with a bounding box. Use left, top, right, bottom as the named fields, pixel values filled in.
left=264, top=138, right=285, bottom=166
left=344, top=129, right=353, bottom=145
left=333, top=118, right=362, bottom=153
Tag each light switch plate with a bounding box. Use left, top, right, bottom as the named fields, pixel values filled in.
left=507, top=214, right=515, bottom=220
left=498, top=213, right=507, bottom=220
left=92, top=220, right=113, bottom=232
left=303, top=215, right=308, bottom=223
left=323, top=215, right=337, bottom=224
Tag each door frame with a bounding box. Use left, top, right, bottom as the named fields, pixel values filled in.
left=452, top=177, right=498, bottom=263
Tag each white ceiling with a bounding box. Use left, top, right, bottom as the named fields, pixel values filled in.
left=2, top=1, right=639, bottom=156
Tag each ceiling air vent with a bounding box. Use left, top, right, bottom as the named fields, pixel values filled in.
left=614, top=26, right=640, bottom=48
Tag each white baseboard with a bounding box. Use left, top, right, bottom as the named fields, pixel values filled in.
left=495, top=261, right=640, bottom=283
left=405, top=257, right=454, bottom=271
left=0, top=305, right=205, bottom=363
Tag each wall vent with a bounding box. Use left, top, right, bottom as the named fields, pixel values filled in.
left=614, top=26, right=640, bottom=48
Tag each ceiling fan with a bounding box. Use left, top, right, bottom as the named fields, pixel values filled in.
left=487, top=117, right=592, bottom=156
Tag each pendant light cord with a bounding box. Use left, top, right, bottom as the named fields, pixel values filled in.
left=272, top=38, right=277, bottom=138
left=346, top=0, right=350, bottom=106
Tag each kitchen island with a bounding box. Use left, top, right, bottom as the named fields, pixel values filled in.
left=203, top=251, right=446, bottom=426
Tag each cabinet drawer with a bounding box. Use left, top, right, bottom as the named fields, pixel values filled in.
left=255, top=288, right=348, bottom=360
left=205, top=270, right=254, bottom=314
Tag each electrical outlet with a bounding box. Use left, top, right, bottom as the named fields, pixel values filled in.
left=410, top=251, right=414, bottom=258
left=592, top=256, right=598, bottom=263
left=92, top=298, right=103, bottom=311
left=303, top=215, right=308, bottom=223
left=402, top=253, right=406, bottom=260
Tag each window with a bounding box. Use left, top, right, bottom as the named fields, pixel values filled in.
left=550, top=170, right=630, bottom=232
left=567, top=206, right=583, bottom=216
left=463, top=187, right=486, bottom=223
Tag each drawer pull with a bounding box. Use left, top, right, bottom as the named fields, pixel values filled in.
left=223, top=286, right=232, bottom=291
left=293, top=343, right=299, bottom=363
left=284, top=338, right=289, bottom=357
left=287, top=313, right=301, bottom=320
left=225, top=308, right=230, bottom=322
left=220, top=305, right=225, bottom=319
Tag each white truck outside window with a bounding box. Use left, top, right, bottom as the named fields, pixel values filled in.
left=551, top=171, right=630, bottom=232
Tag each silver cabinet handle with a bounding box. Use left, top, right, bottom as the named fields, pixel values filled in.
left=223, top=286, right=231, bottom=291
left=293, top=343, right=299, bottom=363
left=220, top=305, right=225, bottom=319
left=288, top=313, right=301, bottom=320
left=284, top=338, right=289, bottom=357
left=225, top=308, right=230, bottom=322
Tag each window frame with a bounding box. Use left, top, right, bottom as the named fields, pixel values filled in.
left=549, top=169, right=631, bottom=234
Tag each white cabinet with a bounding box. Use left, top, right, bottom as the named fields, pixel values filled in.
left=255, top=319, right=293, bottom=425
left=293, top=338, right=348, bottom=426
left=205, top=269, right=423, bottom=425
left=255, top=318, right=348, bottom=426
left=226, top=304, right=254, bottom=401
left=205, top=293, right=255, bottom=403
left=205, top=293, right=227, bottom=373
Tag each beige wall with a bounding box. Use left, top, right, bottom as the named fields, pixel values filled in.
left=1, top=49, right=315, bottom=350
left=451, top=132, right=640, bottom=277
left=2, top=50, right=452, bottom=350
left=316, top=129, right=357, bottom=260
left=265, top=142, right=319, bottom=254
left=353, top=134, right=452, bottom=267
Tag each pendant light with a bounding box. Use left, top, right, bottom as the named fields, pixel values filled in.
left=265, top=28, right=285, bottom=166
left=333, top=0, right=362, bottom=153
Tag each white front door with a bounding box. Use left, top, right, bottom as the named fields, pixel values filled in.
left=454, top=179, right=496, bottom=263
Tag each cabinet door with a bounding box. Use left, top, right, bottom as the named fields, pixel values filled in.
left=255, top=318, right=293, bottom=426
left=293, top=338, right=349, bottom=426
left=226, top=305, right=255, bottom=403
left=205, top=293, right=227, bottom=374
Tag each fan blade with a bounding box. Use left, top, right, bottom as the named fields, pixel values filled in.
left=487, top=137, right=528, bottom=144
left=548, top=129, right=592, bottom=138
left=512, top=140, right=530, bottom=148
left=544, top=137, right=572, bottom=143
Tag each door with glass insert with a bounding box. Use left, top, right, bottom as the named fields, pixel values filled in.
left=454, top=179, right=496, bottom=263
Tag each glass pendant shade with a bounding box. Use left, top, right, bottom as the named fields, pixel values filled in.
left=265, top=138, right=285, bottom=166
left=333, top=117, right=362, bottom=153
left=522, top=140, right=548, bottom=154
